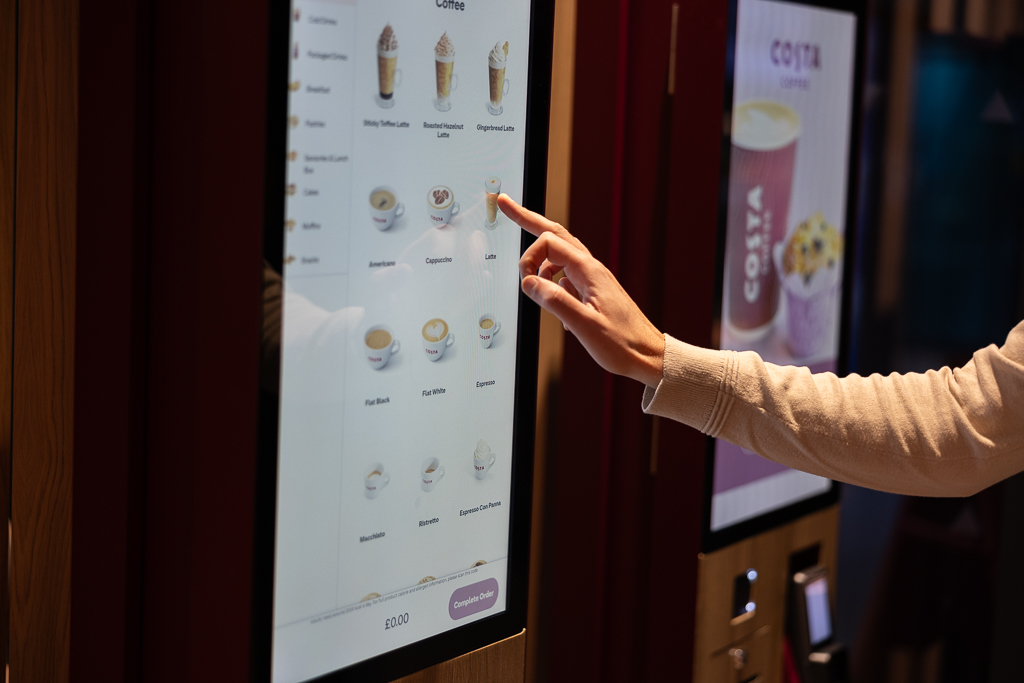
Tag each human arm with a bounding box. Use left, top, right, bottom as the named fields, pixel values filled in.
left=504, top=194, right=1024, bottom=497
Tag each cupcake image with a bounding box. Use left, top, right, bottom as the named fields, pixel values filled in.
left=773, top=212, right=843, bottom=358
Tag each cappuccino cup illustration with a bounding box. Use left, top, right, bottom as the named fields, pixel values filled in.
left=421, top=457, right=446, bottom=492
left=364, top=462, right=390, bottom=499
left=422, top=318, right=455, bottom=361
left=365, top=325, right=400, bottom=370
left=369, top=186, right=405, bottom=231
left=478, top=314, right=501, bottom=348
left=474, top=439, right=496, bottom=480
left=427, top=186, right=460, bottom=227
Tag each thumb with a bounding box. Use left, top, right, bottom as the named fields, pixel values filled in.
left=522, top=275, right=591, bottom=330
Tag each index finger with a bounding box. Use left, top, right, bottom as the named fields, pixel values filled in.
left=498, top=194, right=591, bottom=255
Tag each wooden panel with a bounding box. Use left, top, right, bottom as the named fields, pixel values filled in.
left=705, top=625, right=772, bottom=683
left=693, top=506, right=840, bottom=683
left=0, top=0, right=16, bottom=672
left=395, top=630, right=525, bottom=683
left=11, top=0, right=79, bottom=680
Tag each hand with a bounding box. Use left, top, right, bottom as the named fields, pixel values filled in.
left=499, top=194, right=665, bottom=388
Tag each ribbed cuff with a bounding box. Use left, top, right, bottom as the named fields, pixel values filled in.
left=641, top=334, right=732, bottom=435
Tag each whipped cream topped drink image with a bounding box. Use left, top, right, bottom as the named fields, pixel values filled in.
left=426, top=185, right=460, bottom=227
left=365, top=325, right=400, bottom=370
left=484, top=176, right=501, bottom=228
left=473, top=439, right=496, bottom=480
left=422, top=318, right=455, bottom=361
left=369, top=186, right=405, bottom=230
left=434, top=32, right=458, bottom=112
left=376, top=24, right=401, bottom=108
left=364, top=462, right=390, bottom=499
left=487, top=41, right=510, bottom=115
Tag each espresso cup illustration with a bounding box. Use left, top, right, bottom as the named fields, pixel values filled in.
left=434, top=32, right=457, bottom=112
left=369, top=186, right=405, bottom=231
left=478, top=314, right=501, bottom=348
left=484, top=177, right=501, bottom=228
left=421, top=457, right=446, bottom=492
left=364, top=462, right=390, bottom=499
left=487, top=41, right=510, bottom=115
left=376, top=24, right=401, bottom=108
left=474, top=439, right=496, bottom=480
left=365, top=325, right=400, bottom=370
left=422, top=318, right=455, bottom=361
left=427, top=186, right=460, bottom=227
left=725, top=101, right=800, bottom=339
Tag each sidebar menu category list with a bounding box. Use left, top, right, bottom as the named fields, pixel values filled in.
left=285, top=0, right=356, bottom=278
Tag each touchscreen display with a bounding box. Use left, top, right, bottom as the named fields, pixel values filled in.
left=712, top=0, right=856, bottom=532
left=804, top=576, right=832, bottom=646
left=272, top=1, right=532, bottom=679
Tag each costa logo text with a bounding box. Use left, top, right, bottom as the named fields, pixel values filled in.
left=770, top=40, right=821, bottom=73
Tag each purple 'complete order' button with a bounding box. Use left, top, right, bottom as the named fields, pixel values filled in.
left=448, top=578, right=499, bottom=620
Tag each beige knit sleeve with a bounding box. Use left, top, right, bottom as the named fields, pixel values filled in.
left=642, top=320, right=1024, bottom=497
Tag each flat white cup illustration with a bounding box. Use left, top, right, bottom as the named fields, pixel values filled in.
left=478, top=314, right=501, bottom=348
left=364, top=462, right=390, bottom=499
left=369, top=186, right=405, bottom=230
left=474, top=439, right=496, bottom=480
left=427, top=186, right=460, bottom=227
left=365, top=325, right=400, bottom=369
left=484, top=177, right=501, bottom=228
left=421, top=457, right=445, bottom=492
left=422, top=318, right=455, bottom=361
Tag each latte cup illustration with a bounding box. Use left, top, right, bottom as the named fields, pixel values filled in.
left=376, top=24, right=401, bottom=108
left=725, top=100, right=800, bottom=340
left=434, top=32, right=458, bottom=112
left=478, top=314, right=501, bottom=348
left=369, top=186, right=405, bottom=230
left=421, top=457, right=446, bottom=492
left=474, top=439, right=496, bottom=480
left=422, top=318, right=455, bottom=361
left=427, top=186, right=460, bottom=227
left=484, top=177, right=501, bottom=228
left=365, top=325, right=400, bottom=369
left=487, top=41, right=510, bottom=115
left=364, top=462, right=390, bottom=499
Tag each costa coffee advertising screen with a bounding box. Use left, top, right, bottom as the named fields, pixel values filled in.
left=710, top=0, right=857, bottom=538
left=262, top=0, right=549, bottom=680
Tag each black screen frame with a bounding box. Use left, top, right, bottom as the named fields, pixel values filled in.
left=251, top=1, right=554, bottom=680
left=702, top=0, right=866, bottom=553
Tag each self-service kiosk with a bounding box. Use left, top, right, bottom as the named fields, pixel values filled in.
left=254, top=1, right=555, bottom=681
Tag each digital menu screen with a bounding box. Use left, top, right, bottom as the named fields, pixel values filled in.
left=712, top=0, right=856, bottom=532
left=271, top=1, right=533, bottom=680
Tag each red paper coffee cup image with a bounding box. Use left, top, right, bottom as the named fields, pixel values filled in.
left=725, top=101, right=800, bottom=340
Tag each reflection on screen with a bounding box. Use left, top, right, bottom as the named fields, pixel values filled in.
left=271, top=2, right=533, bottom=680
left=805, top=577, right=832, bottom=646
left=710, top=0, right=857, bottom=532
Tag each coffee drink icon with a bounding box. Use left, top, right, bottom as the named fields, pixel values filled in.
left=364, top=462, right=390, bottom=499
left=427, top=186, right=460, bottom=227
left=365, top=325, right=400, bottom=370
left=369, top=186, right=405, bottom=231
left=422, top=318, right=455, bottom=361
left=474, top=440, right=496, bottom=480
left=376, top=24, right=401, bottom=108
left=434, top=32, right=458, bottom=112
left=484, top=177, right=501, bottom=228
left=421, top=457, right=445, bottom=492
left=478, top=314, right=500, bottom=348
left=487, top=41, right=510, bottom=115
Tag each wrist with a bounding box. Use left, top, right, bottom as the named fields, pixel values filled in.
left=634, top=331, right=665, bottom=389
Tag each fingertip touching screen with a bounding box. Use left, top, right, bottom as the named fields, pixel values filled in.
left=269, top=1, right=538, bottom=680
